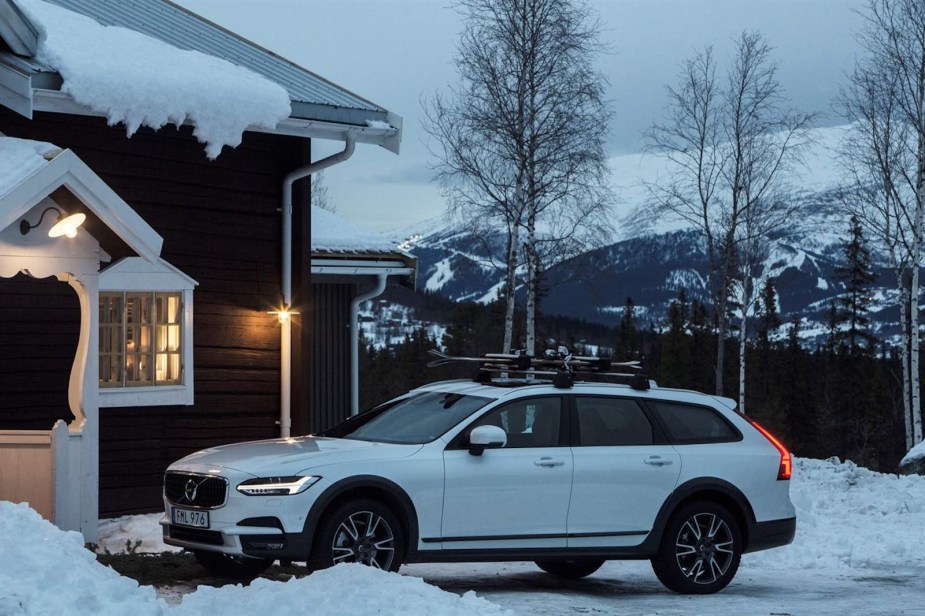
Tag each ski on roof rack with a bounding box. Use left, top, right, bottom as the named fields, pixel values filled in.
left=428, top=347, right=651, bottom=390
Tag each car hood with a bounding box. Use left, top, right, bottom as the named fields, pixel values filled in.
left=168, top=436, right=423, bottom=476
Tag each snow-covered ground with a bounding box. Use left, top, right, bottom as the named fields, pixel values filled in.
left=2, top=458, right=925, bottom=615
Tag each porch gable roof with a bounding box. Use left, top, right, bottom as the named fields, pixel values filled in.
left=0, top=136, right=162, bottom=261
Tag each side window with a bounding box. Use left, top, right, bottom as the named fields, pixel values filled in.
left=470, top=397, right=562, bottom=448
left=648, top=401, right=740, bottom=444
left=99, top=257, right=197, bottom=407
left=575, top=397, right=653, bottom=446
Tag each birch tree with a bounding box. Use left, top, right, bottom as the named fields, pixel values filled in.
left=841, top=0, right=925, bottom=453
left=425, top=0, right=611, bottom=355
left=647, top=31, right=811, bottom=397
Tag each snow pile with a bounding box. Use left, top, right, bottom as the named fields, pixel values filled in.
left=97, top=514, right=180, bottom=554
left=312, top=205, right=404, bottom=254
left=0, top=136, right=60, bottom=198
left=173, top=564, right=511, bottom=616
left=746, top=457, right=925, bottom=570
left=4, top=502, right=509, bottom=615
left=900, top=440, right=925, bottom=467
left=14, top=0, right=291, bottom=159
left=0, top=501, right=165, bottom=615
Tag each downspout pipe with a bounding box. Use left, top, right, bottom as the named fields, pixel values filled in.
left=279, top=132, right=356, bottom=437
left=350, top=273, right=388, bottom=416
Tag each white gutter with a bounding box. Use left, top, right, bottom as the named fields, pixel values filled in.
left=278, top=133, right=356, bottom=437
left=350, top=273, right=388, bottom=416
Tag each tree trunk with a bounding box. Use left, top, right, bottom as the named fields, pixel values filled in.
left=898, top=269, right=914, bottom=451
left=912, top=260, right=922, bottom=443
left=738, top=311, right=747, bottom=414
left=503, top=222, right=520, bottom=353
left=525, top=213, right=537, bottom=355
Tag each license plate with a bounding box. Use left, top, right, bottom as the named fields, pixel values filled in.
left=172, top=507, right=210, bottom=528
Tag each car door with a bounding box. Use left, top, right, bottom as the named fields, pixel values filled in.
left=567, top=395, right=681, bottom=548
left=440, top=395, right=573, bottom=549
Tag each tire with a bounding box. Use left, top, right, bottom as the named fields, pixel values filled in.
left=651, top=500, right=742, bottom=594
left=310, top=498, right=405, bottom=572
left=192, top=550, right=273, bottom=580
left=535, top=558, right=605, bottom=580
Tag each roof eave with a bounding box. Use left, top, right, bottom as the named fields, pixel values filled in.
left=0, top=0, right=38, bottom=56
left=23, top=84, right=402, bottom=153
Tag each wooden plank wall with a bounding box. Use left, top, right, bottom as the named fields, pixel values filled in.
left=0, top=107, right=310, bottom=516
left=0, top=430, right=54, bottom=521
left=308, top=283, right=354, bottom=433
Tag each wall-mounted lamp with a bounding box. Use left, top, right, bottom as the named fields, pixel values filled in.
left=19, top=206, right=86, bottom=238
left=268, top=307, right=300, bottom=324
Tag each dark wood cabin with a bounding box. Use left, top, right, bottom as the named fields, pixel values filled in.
left=0, top=0, right=405, bottom=532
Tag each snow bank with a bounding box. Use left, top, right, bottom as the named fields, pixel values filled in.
left=97, top=514, right=180, bottom=555
left=900, top=440, right=925, bottom=467
left=5, top=502, right=509, bottom=615
left=0, top=136, right=59, bottom=198
left=14, top=0, right=291, bottom=160
left=174, top=564, right=511, bottom=616
left=746, top=457, right=925, bottom=570
left=0, top=501, right=166, bottom=615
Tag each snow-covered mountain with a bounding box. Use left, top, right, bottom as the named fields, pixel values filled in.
left=379, top=125, right=901, bottom=347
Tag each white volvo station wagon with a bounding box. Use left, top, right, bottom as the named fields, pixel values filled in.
left=162, top=373, right=795, bottom=594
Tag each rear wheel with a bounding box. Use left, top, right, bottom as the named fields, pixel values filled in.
left=309, top=498, right=404, bottom=572
left=651, top=501, right=742, bottom=594
left=192, top=550, right=273, bottom=580
left=535, top=558, right=605, bottom=579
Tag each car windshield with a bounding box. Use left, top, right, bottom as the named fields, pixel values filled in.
left=335, top=391, right=492, bottom=444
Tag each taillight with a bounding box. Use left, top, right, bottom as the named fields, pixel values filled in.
left=747, top=419, right=792, bottom=480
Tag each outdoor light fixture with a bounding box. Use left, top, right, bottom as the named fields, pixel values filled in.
left=268, top=307, right=300, bottom=323
left=19, top=206, right=86, bottom=238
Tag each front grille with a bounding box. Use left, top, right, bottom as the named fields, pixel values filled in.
left=164, top=472, right=228, bottom=509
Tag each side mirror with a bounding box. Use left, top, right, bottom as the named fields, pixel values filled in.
left=468, top=425, right=507, bottom=456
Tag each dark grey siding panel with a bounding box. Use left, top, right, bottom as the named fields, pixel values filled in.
left=309, top=283, right=353, bottom=433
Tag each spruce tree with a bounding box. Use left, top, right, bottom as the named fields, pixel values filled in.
left=835, top=215, right=878, bottom=355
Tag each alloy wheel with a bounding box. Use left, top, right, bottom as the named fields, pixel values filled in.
left=674, top=512, right=735, bottom=585
left=331, top=510, right=396, bottom=570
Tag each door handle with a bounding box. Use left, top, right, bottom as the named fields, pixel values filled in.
left=644, top=456, right=673, bottom=467
left=534, top=457, right=565, bottom=468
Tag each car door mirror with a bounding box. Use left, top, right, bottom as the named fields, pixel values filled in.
left=468, top=425, right=507, bottom=456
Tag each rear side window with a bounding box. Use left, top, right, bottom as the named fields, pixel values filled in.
left=575, top=397, right=653, bottom=446
left=648, top=402, right=740, bottom=444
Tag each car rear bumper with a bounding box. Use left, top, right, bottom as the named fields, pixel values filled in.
left=745, top=517, right=796, bottom=553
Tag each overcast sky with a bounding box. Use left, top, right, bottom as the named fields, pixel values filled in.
left=175, top=0, right=865, bottom=232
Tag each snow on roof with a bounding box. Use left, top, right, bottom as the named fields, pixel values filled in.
left=311, top=205, right=406, bottom=256
left=0, top=135, right=59, bottom=199
left=13, top=0, right=291, bottom=160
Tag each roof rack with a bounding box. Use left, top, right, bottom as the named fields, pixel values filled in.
left=427, top=347, right=652, bottom=391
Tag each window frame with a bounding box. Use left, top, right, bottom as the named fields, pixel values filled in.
left=98, top=258, right=196, bottom=407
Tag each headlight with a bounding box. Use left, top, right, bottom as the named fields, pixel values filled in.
left=235, top=475, right=320, bottom=496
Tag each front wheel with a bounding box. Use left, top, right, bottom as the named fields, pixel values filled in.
left=310, top=498, right=405, bottom=572
left=651, top=501, right=742, bottom=594
left=535, top=558, right=605, bottom=579
left=192, top=550, right=273, bottom=580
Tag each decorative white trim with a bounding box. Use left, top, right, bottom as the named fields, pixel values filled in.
left=100, top=257, right=197, bottom=407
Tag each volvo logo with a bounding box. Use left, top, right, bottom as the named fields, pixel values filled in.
left=184, top=478, right=200, bottom=503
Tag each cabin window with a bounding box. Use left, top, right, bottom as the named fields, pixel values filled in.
left=100, top=292, right=183, bottom=387
left=98, top=258, right=197, bottom=407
